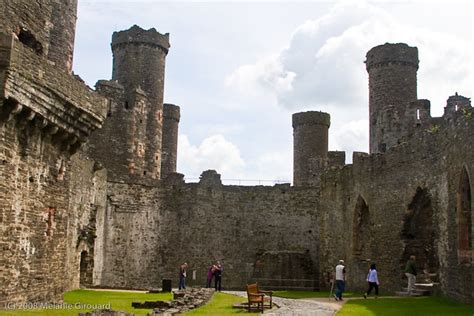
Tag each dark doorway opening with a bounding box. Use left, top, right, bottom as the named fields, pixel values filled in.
left=352, top=195, right=370, bottom=259
left=400, top=187, right=438, bottom=280
left=457, top=167, right=472, bottom=264
left=80, top=250, right=93, bottom=287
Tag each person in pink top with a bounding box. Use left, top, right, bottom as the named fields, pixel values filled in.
left=206, top=264, right=216, bottom=288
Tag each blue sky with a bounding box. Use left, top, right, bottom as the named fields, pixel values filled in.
left=73, top=0, right=473, bottom=184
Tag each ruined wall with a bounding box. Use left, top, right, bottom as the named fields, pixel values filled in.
left=0, top=27, right=106, bottom=305
left=100, top=174, right=320, bottom=290
left=318, top=107, right=473, bottom=303
left=87, top=81, right=154, bottom=182
left=0, top=0, right=78, bottom=72
left=66, top=151, right=107, bottom=289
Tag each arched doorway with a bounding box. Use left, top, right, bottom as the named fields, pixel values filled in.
left=352, top=195, right=370, bottom=259
left=80, top=250, right=93, bottom=287
left=400, top=187, right=438, bottom=278
left=457, top=166, right=472, bottom=264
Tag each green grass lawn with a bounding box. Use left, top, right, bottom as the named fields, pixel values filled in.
left=337, top=297, right=474, bottom=316
left=0, top=289, right=172, bottom=316
left=184, top=292, right=259, bottom=315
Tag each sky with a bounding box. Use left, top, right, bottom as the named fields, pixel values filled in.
left=73, top=0, right=473, bottom=184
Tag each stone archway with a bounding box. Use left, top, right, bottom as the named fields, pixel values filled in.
left=457, top=166, right=472, bottom=264
left=80, top=250, right=93, bottom=287
left=401, top=187, right=438, bottom=277
left=352, top=195, right=370, bottom=259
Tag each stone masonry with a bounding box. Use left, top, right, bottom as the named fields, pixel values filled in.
left=0, top=0, right=472, bottom=309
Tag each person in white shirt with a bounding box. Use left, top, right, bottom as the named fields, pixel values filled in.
left=364, top=263, right=380, bottom=298
left=334, top=260, right=346, bottom=301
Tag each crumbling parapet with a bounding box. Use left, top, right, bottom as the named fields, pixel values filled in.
left=199, top=170, right=222, bottom=187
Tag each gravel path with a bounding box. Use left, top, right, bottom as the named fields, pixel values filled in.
left=223, top=291, right=341, bottom=316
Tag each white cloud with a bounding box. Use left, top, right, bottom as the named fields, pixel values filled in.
left=331, top=119, right=369, bottom=161
left=253, top=151, right=293, bottom=183
left=177, top=134, right=245, bottom=179
left=226, top=0, right=472, bottom=116
left=225, top=55, right=296, bottom=98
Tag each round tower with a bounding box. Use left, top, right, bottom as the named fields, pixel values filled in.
left=366, top=43, right=418, bottom=153
left=111, top=25, right=170, bottom=179
left=161, top=103, right=181, bottom=178
left=293, top=111, right=330, bottom=186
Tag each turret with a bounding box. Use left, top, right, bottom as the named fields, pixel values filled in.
left=292, top=111, right=330, bottom=186
left=109, top=25, right=170, bottom=179
left=444, top=93, right=471, bottom=115
left=366, top=43, right=418, bottom=153
left=161, top=103, right=181, bottom=178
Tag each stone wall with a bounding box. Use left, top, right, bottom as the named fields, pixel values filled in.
left=0, top=0, right=78, bottom=72
left=100, top=177, right=320, bottom=290
left=318, top=108, right=473, bottom=303
left=0, top=18, right=106, bottom=305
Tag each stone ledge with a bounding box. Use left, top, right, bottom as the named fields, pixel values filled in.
left=0, top=32, right=107, bottom=148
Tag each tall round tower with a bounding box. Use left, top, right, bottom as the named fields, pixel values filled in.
left=293, top=111, right=330, bottom=186
left=366, top=43, right=418, bottom=153
left=111, top=25, right=170, bottom=179
left=161, top=103, right=180, bottom=178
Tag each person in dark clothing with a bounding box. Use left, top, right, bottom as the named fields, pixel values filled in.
left=179, top=262, right=188, bottom=290
left=364, top=263, right=380, bottom=298
left=214, top=261, right=223, bottom=291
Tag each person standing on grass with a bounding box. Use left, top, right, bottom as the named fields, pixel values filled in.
left=179, top=262, right=188, bottom=290
left=364, top=263, right=379, bottom=298
left=334, top=259, right=346, bottom=301
left=206, top=263, right=216, bottom=288
left=404, top=255, right=417, bottom=295
left=214, top=261, right=223, bottom=291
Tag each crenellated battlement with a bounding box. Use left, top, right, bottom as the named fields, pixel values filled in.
left=365, top=43, right=419, bottom=71
left=163, top=103, right=181, bottom=122
left=111, top=25, right=170, bottom=54
left=292, top=111, right=330, bottom=128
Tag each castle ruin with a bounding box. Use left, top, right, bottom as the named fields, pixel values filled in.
left=0, top=0, right=472, bottom=308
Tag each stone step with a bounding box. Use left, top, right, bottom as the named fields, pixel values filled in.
left=401, top=288, right=431, bottom=295
left=395, top=291, right=424, bottom=297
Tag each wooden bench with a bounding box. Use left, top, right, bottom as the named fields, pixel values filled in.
left=246, top=283, right=273, bottom=312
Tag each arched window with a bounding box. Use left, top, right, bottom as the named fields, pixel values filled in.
left=457, top=167, right=472, bottom=263
left=352, top=195, right=370, bottom=259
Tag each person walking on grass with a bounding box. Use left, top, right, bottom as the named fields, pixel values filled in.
left=364, top=263, right=379, bottom=298
left=334, top=259, right=346, bottom=301
left=404, top=255, right=417, bottom=295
